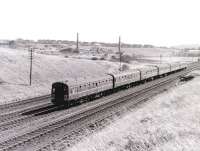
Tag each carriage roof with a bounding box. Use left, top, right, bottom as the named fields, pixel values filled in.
left=60, top=74, right=113, bottom=87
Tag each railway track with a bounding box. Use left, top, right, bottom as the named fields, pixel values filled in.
left=0, top=102, right=52, bottom=125
left=0, top=95, right=51, bottom=115
left=0, top=62, right=199, bottom=151
left=0, top=66, right=188, bottom=130
left=38, top=78, right=179, bottom=151
left=0, top=105, right=60, bottom=132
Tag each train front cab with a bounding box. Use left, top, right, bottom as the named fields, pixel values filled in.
left=51, top=82, right=68, bottom=105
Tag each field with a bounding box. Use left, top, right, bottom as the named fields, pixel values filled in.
left=0, top=48, right=119, bottom=103
left=0, top=47, right=196, bottom=104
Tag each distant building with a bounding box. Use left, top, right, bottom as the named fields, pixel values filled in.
left=0, top=40, right=10, bottom=45
left=0, top=40, right=11, bottom=48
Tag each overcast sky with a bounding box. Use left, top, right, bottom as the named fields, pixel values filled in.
left=0, top=0, right=200, bottom=46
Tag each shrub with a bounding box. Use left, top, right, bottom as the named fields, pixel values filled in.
left=121, top=64, right=129, bottom=71
left=121, top=54, right=132, bottom=63
left=91, top=57, right=98, bottom=60
left=60, top=48, right=73, bottom=53
left=73, top=49, right=79, bottom=53
left=100, top=57, right=105, bottom=60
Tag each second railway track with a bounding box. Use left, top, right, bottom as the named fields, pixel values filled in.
left=0, top=95, right=51, bottom=115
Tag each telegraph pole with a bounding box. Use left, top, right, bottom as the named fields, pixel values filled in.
left=29, top=47, right=33, bottom=86
left=160, top=54, right=162, bottom=64
left=76, top=32, right=79, bottom=52
left=118, top=36, right=121, bottom=71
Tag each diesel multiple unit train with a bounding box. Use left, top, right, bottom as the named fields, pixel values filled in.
left=51, top=63, right=187, bottom=105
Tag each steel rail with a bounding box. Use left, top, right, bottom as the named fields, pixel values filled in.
left=0, top=102, right=52, bottom=124
left=0, top=95, right=51, bottom=112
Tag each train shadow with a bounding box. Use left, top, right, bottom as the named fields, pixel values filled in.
left=180, top=75, right=194, bottom=82
left=21, top=104, right=69, bottom=116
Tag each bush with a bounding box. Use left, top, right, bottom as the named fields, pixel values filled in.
left=111, top=55, right=117, bottom=60
left=60, top=48, right=73, bottom=53
left=121, top=54, right=132, bottom=63
left=100, top=57, right=105, bottom=60
left=73, top=49, right=79, bottom=53
left=121, top=64, right=129, bottom=71
left=91, top=57, right=98, bottom=60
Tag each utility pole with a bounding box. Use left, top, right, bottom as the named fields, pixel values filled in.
left=118, top=36, right=121, bottom=71
left=29, top=47, right=33, bottom=86
left=76, top=32, right=79, bottom=52
left=160, top=54, right=162, bottom=64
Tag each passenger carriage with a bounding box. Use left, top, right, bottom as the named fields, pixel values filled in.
left=51, top=75, right=113, bottom=105
left=51, top=62, right=189, bottom=105
left=140, top=66, right=158, bottom=80
left=112, top=70, right=141, bottom=88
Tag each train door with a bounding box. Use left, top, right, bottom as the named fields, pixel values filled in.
left=54, top=83, right=68, bottom=104
left=55, top=84, right=64, bottom=102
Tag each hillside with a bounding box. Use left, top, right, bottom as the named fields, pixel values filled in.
left=0, top=48, right=120, bottom=104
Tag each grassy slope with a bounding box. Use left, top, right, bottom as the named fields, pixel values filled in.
left=68, top=71, right=200, bottom=151
left=0, top=48, right=119, bottom=104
